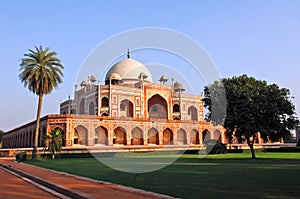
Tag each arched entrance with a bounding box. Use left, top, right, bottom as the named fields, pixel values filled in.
left=190, top=129, right=200, bottom=144
left=79, top=98, right=85, bottom=114
left=131, top=127, right=143, bottom=145
left=148, top=128, right=159, bottom=145
left=163, top=128, right=173, bottom=145
left=202, top=129, right=211, bottom=143
left=120, top=99, right=134, bottom=118
left=89, top=101, right=95, bottom=115
left=95, top=126, right=108, bottom=145
left=53, top=127, right=66, bottom=147
left=213, top=129, right=222, bottom=142
left=177, top=128, right=187, bottom=145
left=188, top=106, right=198, bottom=121
left=113, top=127, right=126, bottom=145
left=74, top=125, right=88, bottom=145
left=148, top=94, right=168, bottom=119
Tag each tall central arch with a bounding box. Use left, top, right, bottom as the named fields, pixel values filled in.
left=148, top=94, right=168, bottom=119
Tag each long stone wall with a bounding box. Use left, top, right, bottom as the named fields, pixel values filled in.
left=2, top=114, right=226, bottom=149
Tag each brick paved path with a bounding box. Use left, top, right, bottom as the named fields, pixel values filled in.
left=0, top=167, right=57, bottom=199
left=0, top=159, right=172, bottom=199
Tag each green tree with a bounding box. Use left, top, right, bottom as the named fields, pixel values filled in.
left=44, top=129, right=63, bottom=159
left=19, top=46, right=64, bottom=160
left=203, top=75, right=299, bottom=158
left=0, top=130, right=4, bottom=148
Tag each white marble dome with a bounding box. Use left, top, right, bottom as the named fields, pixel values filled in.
left=105, top=58, right=153, bottom=82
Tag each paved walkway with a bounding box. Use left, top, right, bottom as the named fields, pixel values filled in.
left=0, top=168, right=57, bottom=199
left=0, top=158, right=172, bottom=199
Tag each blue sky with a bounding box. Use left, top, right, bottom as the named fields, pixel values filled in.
left=1, top=0, right=300, bottom=131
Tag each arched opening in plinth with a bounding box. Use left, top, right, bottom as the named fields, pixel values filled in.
left=95, top=126, right=108, bottom=145
left=131, top=127, right=144, bottom=145
left=202, top=129, right=211, bottom=143
left=53, top=127, right=66, bottom=147
left=213, top=129, right=222, bottom=142
left=148, top=127, right=159, bottom=145
left=190, top=129, right=200, bottom=144
left=113, top=127, right=126, bottom=145
left=74, top=125, right=88, bottom=146
left=163, top=128, right=173, bottom=145
left=177, top=128, right=187, bottom=145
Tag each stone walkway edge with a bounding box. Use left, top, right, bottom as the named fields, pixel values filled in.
left=0, top=160, right=175, bottom=199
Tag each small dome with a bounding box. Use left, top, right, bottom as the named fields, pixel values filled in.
left=105, top=58, right=153, bottom=82
left=89, top=75, right=96, bottom=82
left=159, top=75, right=168, bottom=82
left=174, top=81, right=185, bottom=91
left=174, top=81, right=183, bottom=89
left=109, top=72, right=121, bottom=80
left=80, top=80, right=87, bottom=87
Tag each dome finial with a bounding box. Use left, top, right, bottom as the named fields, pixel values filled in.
left=127, top=49, right=130, bottom=59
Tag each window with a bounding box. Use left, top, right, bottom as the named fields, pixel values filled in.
left=101, top=97, right=109, bottom=107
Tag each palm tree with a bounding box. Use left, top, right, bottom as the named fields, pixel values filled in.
left=19, top=46, right=64, bottom=160
left=44, top=129, right=63, bottom=159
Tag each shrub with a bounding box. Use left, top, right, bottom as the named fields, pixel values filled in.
left=15, top=151, right=27, bottom=162
left=205, top=139, right=227, bottom=154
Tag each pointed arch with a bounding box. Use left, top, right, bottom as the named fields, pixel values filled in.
left=188, top=106, right=198, bottom=121
left=190, top=129, right=200, bottom=144
left=163, top=128, right=173, bottom=145
left=101, top=112, right=109, bottom=116
left=148, top=127, right=159, bottom=145
left=53, top=127, right=66, bottom=147
left=74, top=125, right=88, bottom=146
left=89, top=101, right=95, bottom=115
left=202, top=129, right=211, bottom=143
left=95, top=126, right=108, bottom=145
left=148, top=94, right=168, bottom=119
left=79, top=98, right=85, bottom=114
left=173, top=104, right=180, bottom=112
left=177, top=128, right=187, bottom=145
left=131, top=126, right=143, bottom=145
left=213, top=129, right=222, bottom=142
left=101, top=97, right=109, bottom=107
left=113, top=126, right=126, bottom=145
left=120, top=99, right=134, bottom=118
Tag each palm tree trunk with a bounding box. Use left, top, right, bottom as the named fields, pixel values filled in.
left=246, top=136, right=256, bottom=159
left=32, top=94, right=43, bottom=160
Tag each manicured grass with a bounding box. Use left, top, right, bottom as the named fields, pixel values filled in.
left=27, top=152, right=300, bottom=199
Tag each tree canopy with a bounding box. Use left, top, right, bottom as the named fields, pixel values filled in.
left=203, top=74, right=299, bottom=158
left=19, top=46, right=64, bottom=160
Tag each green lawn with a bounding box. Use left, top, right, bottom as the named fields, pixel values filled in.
left=27, top=152, right=300, bottom=199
